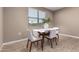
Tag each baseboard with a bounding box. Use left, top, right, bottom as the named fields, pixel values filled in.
left=60, top=33, right=79, bottom=39
left=3, top=38, right=28, bottom=46
left=2, top=34, right=79, bottom=46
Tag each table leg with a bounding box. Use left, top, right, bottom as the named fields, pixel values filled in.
left=41, top=35, right=44, bottom=51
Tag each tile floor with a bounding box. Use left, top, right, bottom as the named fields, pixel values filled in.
left=1, top=36, right=79, bottom=52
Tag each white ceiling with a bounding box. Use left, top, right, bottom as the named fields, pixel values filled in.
left=45, top=7, right=64, bottom=11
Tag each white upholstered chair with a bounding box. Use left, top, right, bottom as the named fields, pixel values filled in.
left=53, top=27, right=60, bottom=39
left=26, top=31, right=42, bottom=52
left=46, top=30, right=58, bottom=48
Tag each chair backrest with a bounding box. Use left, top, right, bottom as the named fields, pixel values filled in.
left=28, top=31, right=39, bottom=41
left=56, top=29, right=59, bottom=34
left=49, top=30, right=57, bottom=38
left=32, top=30, right=39, bottom=38
left=27, top=31, right=33, bottom=40
left=53, top=27, right=60, bottom=34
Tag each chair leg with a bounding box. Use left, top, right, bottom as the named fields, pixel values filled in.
left=47, top=39, right=50, bottom=44
left=41, top=40, right=43, bottom=51
left=50, top=39, right=53, bottom=48
left=57, top=34, right=59, bottom=44
left=26, top=39, right=29, bottom=48
left=29, top=42, right=32, bottom=52
left=57, top=34, right=59, bottom=40
left=37, top=41, right=38, bottom=46
left=55, top=38, right=58, bottom=45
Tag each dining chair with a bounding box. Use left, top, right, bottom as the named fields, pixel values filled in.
left=45, top=30, right=58, bottom=48
left=53, top=27, right=60, bottom=39
left=26, top=31, right=42, bottom=52
left=55, top=28, right=59, bottom=41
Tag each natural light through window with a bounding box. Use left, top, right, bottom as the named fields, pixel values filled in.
left=28, top=8, right=46, bottom=24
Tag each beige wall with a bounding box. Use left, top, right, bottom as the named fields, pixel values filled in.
left=54, top=7, right=79, bottom=37
left=0, top=8, right=3, bottom=49
left=3, top=7, right=54, bottom=43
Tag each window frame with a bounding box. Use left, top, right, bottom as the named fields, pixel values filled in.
left=28, top=8, right=46, bottom=24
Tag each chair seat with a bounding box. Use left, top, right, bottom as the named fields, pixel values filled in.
left=29, top=36, right=42, bottom=42
left=46, top=35, right=57, bottom=39
left=47, top=34, right=57, bottom=39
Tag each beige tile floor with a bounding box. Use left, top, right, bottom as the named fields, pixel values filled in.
left=1, top=36, right=79, bottom=52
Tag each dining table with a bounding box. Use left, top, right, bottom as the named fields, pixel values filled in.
left=33, top=27, right=59, bottom=51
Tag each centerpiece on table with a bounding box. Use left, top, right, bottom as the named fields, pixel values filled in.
left=42, top=17, right=50, bottom=29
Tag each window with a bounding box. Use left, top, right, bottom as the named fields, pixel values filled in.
left=28, top=8, right=46, bottom=24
